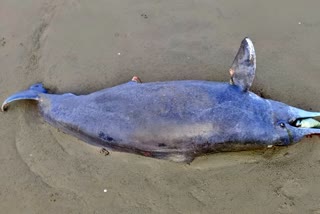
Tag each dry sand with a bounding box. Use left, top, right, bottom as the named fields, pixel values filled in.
left=1, top=0, right=320, bottom=213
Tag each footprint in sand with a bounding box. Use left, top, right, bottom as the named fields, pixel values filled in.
left=280, top=179, right=308, bottom=199
left=277, top=179, right=308, bottom=213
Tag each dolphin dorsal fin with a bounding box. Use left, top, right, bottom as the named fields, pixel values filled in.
left=229, top=37, right=256, bottom=92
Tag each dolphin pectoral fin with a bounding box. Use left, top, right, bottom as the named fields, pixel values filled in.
left=229, top=37, right=256, bottom=92
left=131, top=76, right=142, bottom=83
left=1, top=83, right=47, bottom=111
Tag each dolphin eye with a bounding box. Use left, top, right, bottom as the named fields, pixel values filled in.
left=279, top=122, right=285, bottom=128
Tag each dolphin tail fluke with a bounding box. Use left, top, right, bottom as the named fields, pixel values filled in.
left=1, top=83, right=47, bottom=111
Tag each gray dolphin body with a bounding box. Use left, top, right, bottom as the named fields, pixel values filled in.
left=2, top=38, right=320, bottom=162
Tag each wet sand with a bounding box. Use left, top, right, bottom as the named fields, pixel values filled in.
left=1, top=0, right=320, bottom=213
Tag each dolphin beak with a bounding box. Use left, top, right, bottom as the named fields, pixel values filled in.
left=290, top=107, right=320, bottom=128
left=288, top=107, right=320, bottom=139
left=295, top=118, right=320, bottom=137
left=290, top=107, right=320, bottom=120
left=298, top=127, right=320, bottom=138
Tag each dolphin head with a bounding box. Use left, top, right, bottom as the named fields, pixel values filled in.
left=267, top=99, right=320, bottom=145
left=229, top=37, right=320, bottom=147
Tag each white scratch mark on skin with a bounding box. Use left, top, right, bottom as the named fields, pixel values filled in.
left=245, top=38, right=255, bottom=61
left=248, top=93, right=261, bottom=100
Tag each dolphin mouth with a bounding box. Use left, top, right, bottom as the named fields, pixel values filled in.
left=286, top=106, right=320, bottom=137
left=292, top=118, right=320, bottom=129
left=290, top=117, right=320, bottom=138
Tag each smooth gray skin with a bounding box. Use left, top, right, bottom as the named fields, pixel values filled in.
left=2, top=38, right=320, bottom=162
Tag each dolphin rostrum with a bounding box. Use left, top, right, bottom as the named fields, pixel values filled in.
left=2, top=38, right=320, bottom=162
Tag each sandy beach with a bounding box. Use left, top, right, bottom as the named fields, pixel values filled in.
left=1, top=0, right=320, bottom=213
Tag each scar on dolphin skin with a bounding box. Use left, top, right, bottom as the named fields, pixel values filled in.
left=2, top=37, right=320, bottom=163
left=98, top=131, right=114, bottom=142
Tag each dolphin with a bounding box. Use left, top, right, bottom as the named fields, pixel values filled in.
left=2, top=38, right=320, bottom=162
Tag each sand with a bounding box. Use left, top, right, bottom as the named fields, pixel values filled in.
left=1, top=0, right=320, bottom=213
